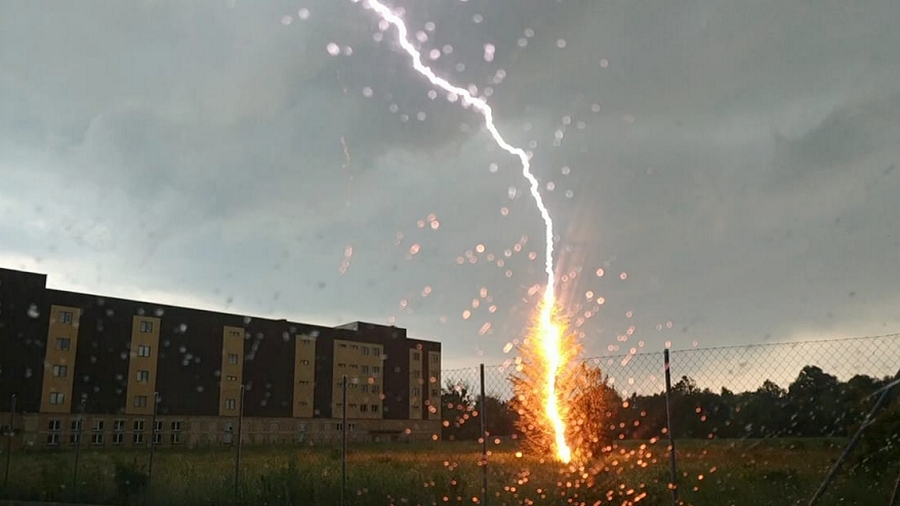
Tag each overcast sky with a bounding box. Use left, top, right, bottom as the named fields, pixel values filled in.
left=2, top=0, right=899, bottom=371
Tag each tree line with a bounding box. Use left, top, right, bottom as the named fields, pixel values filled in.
left=441, top=364, right=899, bottom=455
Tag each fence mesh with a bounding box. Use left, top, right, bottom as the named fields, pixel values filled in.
left=1, top=334, right=899, bottom=505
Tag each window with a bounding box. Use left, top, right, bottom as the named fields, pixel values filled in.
left=412, top=370, right=421, bottom=379
left=113, top=420, right=125, bottom=432
left=225, top=398, right=236, bottom=410
left=337, top=363, right=346, bottom=368
left=228, top=353, right=239, bottom=364
left=431, top=389, right=440, bottom=397
left=226, top=375, right=237, bottom=381
left=55, top=338, right=71, bottom=351
left=300, top=359, right=310, bottom=365
left=93, top=420, right=105, bottom=431
left=361, top=384, right=369, bottom=393
left=48, top=419, right=61, bottom=431
left=335, top=423, right=356, bottom=431
left=171, top=432, right=182, bottom=444
left=136, top=370, right=150, bottom=382
left=71, top=419, right=82, bottom=432
left=338, top=343, right=347, bottom=348
left=413, top=352, right=421, bottom=361
left=230, top=330, right=242, bottom=337
left=412, top=405, right=420, bottom=410
left=171, top=421, right=182, bottom=432
left=350, top=364, right=358, bottom=369
left=298, top=380, right=310, bottom=386
left=137, top=345, right=151, bottom=357
left=372, top=385, right=380, bottom=394
left=360, top=404, right=368, bottom=412
left=154, top=420, right=164, bottom=432
left=351, top=344, right=359, bottom=350
left=373, top=347, right=380, bottom=357
left=362, top=346, right=369, bottom=355
left=140, top=321, right=153, bottom=333
left=46, top=433, right=60, bottom=445
left=52, top=365, right=67, bottom=377
left=133, top=420, right=145, bottom=445
left=298, top=400, right=308, bottom=406
left=134, top=395, right=148, bottom=407
left=69, top=431, right=80, bottom=445
left=361, top=365, right=369, bottom=374
left=372, top=404, right=379, bottom=413
left=431, top=354, right=440, bottom=363
left=60, top=311, right=73, bottom=324
left=49, top=392, right=65, bottom=405
left=372, top=366, right=381, bottom=374
left=302, top=339, right=312, bottom=345
left=112, top=433, right=124, bottom=444
left=412, top=387, right=421, bottom=396
left=91, top=432, right=104, bottom=445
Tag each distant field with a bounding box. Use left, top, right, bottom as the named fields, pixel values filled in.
left=0, top=439, right=894, bottom=505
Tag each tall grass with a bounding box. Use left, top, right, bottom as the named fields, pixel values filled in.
left=0, top=440, right=894, bottom=505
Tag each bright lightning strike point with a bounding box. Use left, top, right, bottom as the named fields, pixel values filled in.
left=360, top=0, right=572, bottom=463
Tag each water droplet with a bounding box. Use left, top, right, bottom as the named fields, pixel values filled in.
left=298, top=8, right=310, bottom=20
left=281, top=15, right=293, bottom=25
left=556, top=39, right=567, bottom=48
left=472, top=14, right=483, bottom=23
left=27, top=304, right=39, bottom=318
left=600, top=58, right=610, bottom=68
left=362, top=87, right=374, bottom=97
left=326, top=43, right=340, bottom=56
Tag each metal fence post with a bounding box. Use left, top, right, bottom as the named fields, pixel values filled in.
left=479, top=364, right=488, bottom=506
left=807, top=367, right=900, bottom=506
left=73, top=397, right=85, bottom=490
left=663, top=349, right=678, bottom=505
left=148, top=392, right=158, bottom=494
left=341, top=374, right=348, bottom=506
left=234, top=384, right=245, bottom=504
left=2, top=394, right=15, bottom=496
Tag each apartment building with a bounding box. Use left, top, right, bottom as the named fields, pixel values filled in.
left=0, top=267, right=441, bottom=449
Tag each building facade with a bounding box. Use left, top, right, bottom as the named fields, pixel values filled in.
left=0, top=268, right=441, bottom=449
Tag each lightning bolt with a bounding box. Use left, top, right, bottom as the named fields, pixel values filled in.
left=359, top=0, right=571, bottom=462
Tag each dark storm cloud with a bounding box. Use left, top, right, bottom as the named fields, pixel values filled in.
left=2, top=0, right=899, bottom=369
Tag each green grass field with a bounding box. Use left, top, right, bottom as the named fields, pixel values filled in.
left=0, top=439, right=894, bottom=505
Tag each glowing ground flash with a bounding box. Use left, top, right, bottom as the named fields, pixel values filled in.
left=360, top=0, right=572, bottom=463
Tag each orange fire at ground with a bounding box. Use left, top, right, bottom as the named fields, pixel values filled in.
left=536, top=290, right=573, bottom=463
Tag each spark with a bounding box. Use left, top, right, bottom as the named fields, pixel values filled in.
left=360, top=0, right=572, bottom=463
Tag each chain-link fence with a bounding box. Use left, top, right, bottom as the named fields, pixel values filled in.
left=1, top=334, right=899, bottom=505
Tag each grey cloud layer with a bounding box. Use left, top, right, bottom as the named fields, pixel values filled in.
left=1, top=0, right=899, bottom=368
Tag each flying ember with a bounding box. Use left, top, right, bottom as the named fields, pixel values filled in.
left=359, top=0, right=573, bottom=462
